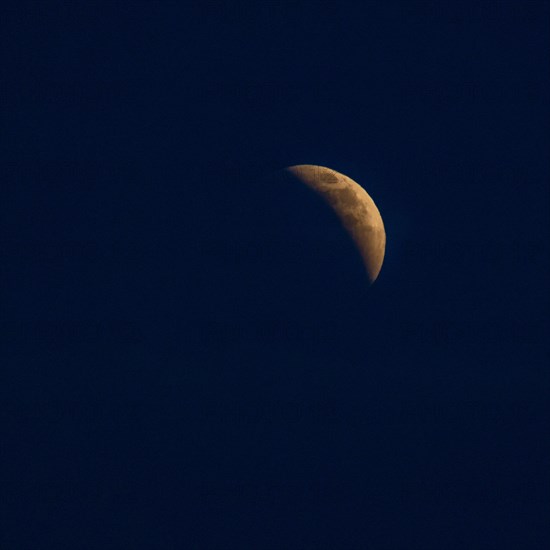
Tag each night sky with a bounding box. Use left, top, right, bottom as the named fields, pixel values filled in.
left=2, top=2, right=549, bottom=548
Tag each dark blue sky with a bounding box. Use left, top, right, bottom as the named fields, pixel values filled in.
left=3, top=2, right=549, bottom=548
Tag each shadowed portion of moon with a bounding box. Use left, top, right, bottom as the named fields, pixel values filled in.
left=280, top=165, right=386, bottom=285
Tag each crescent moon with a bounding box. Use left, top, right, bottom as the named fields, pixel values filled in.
left=284, top=164, right=386, bottom=285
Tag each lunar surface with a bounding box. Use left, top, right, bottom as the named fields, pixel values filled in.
left=284, top=164, right=385, bottom=285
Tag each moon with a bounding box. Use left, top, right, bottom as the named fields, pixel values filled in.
left=283, top=164, right=386, bottom=285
